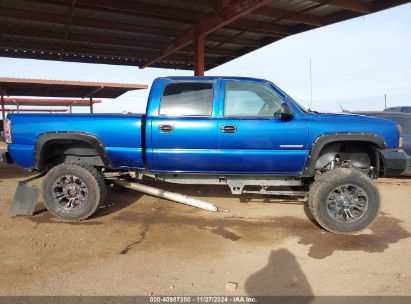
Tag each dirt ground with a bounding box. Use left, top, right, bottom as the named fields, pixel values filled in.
left=1, top=142, right=411, bottom=296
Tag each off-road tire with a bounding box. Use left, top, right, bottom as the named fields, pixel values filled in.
left=308, top=168, right=380, bottom=234
left=42, top=162, right=106, bottom=221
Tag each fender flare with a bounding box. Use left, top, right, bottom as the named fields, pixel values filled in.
left=301, top=132, right=386, bottom=177
left=34, top=132, right=111, bottom=170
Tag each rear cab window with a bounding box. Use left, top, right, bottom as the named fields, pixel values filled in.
left=159, top=82, right=213, bottom=116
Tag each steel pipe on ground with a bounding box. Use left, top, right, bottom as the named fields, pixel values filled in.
left=114, top=180, right=228, bottom=212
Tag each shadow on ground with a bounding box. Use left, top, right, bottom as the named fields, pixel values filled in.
left=245, top=249, right=314, bottom=300
left=109, top=206, right=411, bottom=259
left=140, top=177, right=306, bottom=204
left=27, top=186, right=144, bottom=225
left=24, top=179, right=411, bottom=259
left=6, top=170, right=411, bottom=260
left=0, top=164, right=32, bottom=179
left=94, top=185, right=144, bottom=218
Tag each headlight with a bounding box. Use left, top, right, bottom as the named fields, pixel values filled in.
left=397, top=124, right=403, bottom=148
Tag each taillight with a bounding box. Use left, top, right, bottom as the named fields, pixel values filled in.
left=4, top=118, right=12, bottom=144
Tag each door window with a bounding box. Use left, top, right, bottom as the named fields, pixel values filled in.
left=224, top=82, right=282, bottom=117
left=159, top=82, right=213, bottom=116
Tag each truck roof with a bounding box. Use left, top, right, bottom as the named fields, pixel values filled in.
left=159, top=76, right=269, bottom=83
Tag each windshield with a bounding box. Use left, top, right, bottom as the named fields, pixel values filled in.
left=268, top=82, right=308, bottom=113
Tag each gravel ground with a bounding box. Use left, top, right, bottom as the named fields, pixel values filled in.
left=0, top=149, right=410, bottom=296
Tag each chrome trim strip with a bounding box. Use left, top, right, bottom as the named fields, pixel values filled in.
left=279, top=145, right=304, bottom=148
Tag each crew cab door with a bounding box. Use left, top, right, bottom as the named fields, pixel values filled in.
left=218, top=80, right=308, bottom=174
left=148, top=80, right=219, bottom=172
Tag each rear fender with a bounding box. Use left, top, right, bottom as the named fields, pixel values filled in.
left=34, top=132, right=111, bottom=170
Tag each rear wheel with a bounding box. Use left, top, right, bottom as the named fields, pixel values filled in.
left=308, top=168, right=380, bottom=234
left=42, top=162, right=106, bottom=221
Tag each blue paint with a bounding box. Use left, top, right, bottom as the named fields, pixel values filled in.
left=7, top=113, right=144, bottom=169
left=6, top=77, right=401, bottom=175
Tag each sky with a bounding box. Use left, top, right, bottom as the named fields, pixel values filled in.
left=0, top=3, right=410, bottom=114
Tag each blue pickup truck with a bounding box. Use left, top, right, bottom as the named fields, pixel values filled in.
left=2, top=77, right=409, bottom=234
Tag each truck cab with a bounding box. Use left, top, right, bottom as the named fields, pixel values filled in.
left=146, top=77, right=308, bottom=174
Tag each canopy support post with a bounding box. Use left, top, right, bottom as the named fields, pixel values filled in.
left=89, top=97, right=94, bottom=114
left=194, top=33, right=205, bottom=77
left=1, top=93, right=5, bottom=140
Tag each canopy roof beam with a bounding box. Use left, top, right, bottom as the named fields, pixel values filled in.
left=141, top=0, right=272, bottom=69
left=0, top=26, right=240, bottom=58
left=32, top=0, right=297, bottom=36
left=252, top=5, right=325, bottom=26
left=315, top=0, right=371, bottom=13
left=0, top=7, right=261, bottom=48
left=0, top=38, right=223, bottom=67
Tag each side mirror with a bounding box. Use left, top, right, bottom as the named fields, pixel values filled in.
left=280, top=103, right=295, bottom=121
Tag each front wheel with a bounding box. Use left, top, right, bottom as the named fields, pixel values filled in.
left=42, top=162, right=106, bottom=221
left=308, top=168, right=381, bottom=234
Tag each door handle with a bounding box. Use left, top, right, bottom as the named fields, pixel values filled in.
left=220, top=125, right=237, bottom=133
left=159, top=124, right=174, bottom=133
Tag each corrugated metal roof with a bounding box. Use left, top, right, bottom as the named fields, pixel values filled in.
left=2, top=97, right=101, bottom=107
left=0, top=0, right=409, bottom=71
left=0, top=77, right=147, bottom=98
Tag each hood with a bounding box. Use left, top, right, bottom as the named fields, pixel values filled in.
left=306, top=112, right=400, bottom=149
left=315, top=112, right=391, bottom=123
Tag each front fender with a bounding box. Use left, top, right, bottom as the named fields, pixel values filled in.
left=301, top=132, right=386, bottom=177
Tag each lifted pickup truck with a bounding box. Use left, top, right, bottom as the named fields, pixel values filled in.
left=2, top=77, right=409, bottom=234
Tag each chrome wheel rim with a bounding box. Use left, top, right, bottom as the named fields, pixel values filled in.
left=52, top=175, right=88, bottom=210
left=326, top=184, right=368, bottom=223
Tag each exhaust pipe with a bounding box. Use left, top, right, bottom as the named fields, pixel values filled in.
left=115, top=180, right=228, bottom=213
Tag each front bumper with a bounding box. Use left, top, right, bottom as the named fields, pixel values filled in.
left=379, top=148, right=409, bottom=177
left=0, top=151, right=13, bottom=164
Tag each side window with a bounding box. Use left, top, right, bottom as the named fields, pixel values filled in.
left=224, top=82, right=282, bottom=117
left=159, top=82, right=213, bottom=116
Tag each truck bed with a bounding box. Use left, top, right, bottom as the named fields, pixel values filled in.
left=7, top=113, right=144, bottom=169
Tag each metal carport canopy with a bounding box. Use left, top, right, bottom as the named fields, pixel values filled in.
left=0, top=98, right=101, bottom=116
left=0, top=77, right=148, bottom=99
left=0, top=108, right=68, bottom=112
left=0, top=0, right=409, bottom=76
left=0, top=77, right=148, bottom=127
left=1, top=97, right=102, bottom=107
